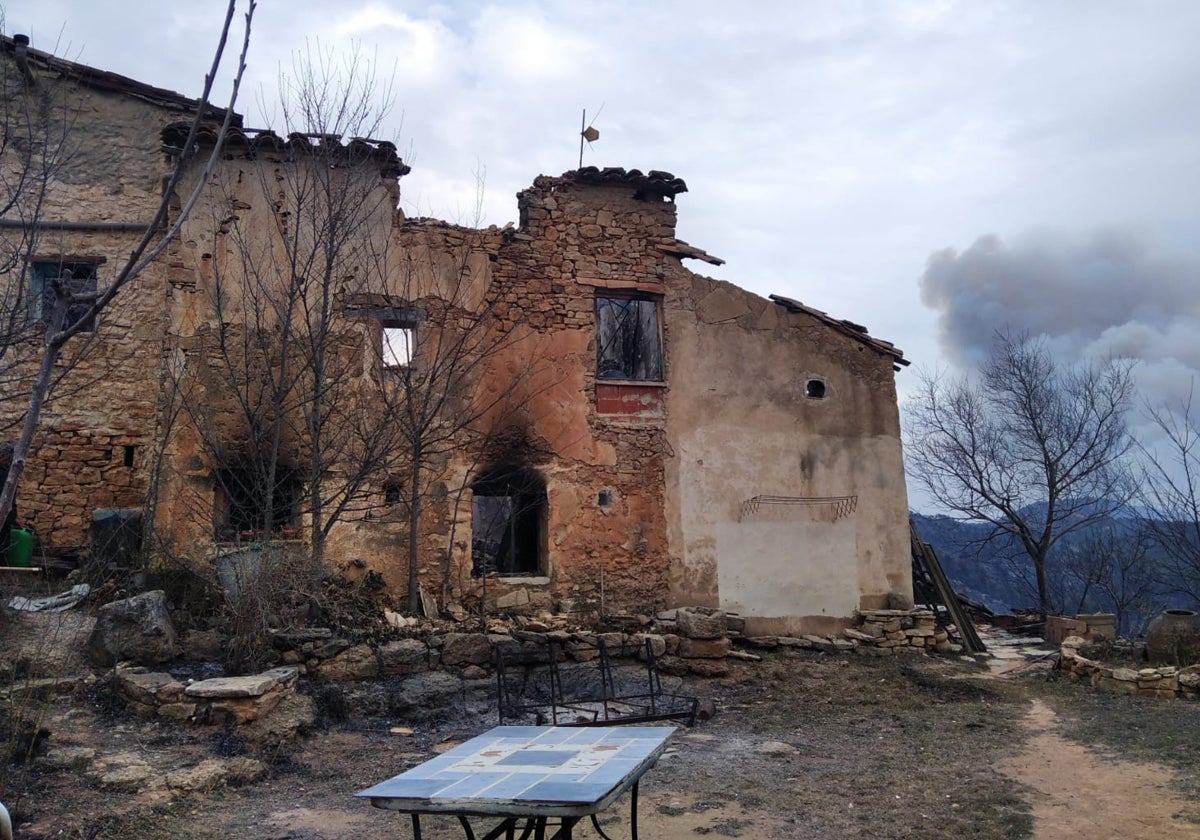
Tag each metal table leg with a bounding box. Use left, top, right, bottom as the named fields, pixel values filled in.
left=588, top=780, right=640, bottom=840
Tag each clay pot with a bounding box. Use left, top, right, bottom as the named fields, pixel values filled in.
left=1145, top=609, right=1200, bottom=665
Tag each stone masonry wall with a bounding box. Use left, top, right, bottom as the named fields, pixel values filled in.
left=0, top=58, right=181, bottom=552
left=1058, top=638, right=1199, bottom=700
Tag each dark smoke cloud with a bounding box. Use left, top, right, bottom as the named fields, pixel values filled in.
left=919, top=230, right=1200, bottom=406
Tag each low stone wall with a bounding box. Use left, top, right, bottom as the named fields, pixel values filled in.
left=114, top=664, right=300, bottom=723
left=109, top=605, right=968, bottom=725
left=1058, top=638, right=1200, bottom=700
left=741, top=609, right=957, bottom=656
left=288, top=606, right=745, bottom=683
left=281, top=606, right=956, bottom=687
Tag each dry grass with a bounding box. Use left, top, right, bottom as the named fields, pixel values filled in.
left=6, top=643, right=1200, bottom=838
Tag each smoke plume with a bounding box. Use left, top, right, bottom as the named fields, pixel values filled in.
left=920, top=230, right=1200, bottom=407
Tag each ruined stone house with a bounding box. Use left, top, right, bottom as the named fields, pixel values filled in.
left=0, top=37, right=913, bottom=635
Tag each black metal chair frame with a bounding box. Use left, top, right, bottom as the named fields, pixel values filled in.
left=495, top=636, right=698, bottom=727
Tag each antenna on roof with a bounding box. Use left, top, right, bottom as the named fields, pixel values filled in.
left=578, top=107, right=601, bottom=169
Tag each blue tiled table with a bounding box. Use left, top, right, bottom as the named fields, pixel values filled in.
left=357, top=725, right=676, bottom=840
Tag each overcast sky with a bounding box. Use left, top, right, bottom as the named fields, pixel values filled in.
left=9, top=0, right=1200, bottom=417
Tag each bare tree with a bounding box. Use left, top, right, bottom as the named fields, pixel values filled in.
left=165, top=44, right=403, bottom=562
left=904, top=331, right=1137, bottom=619
left=381, top=241, right=552, bottom=613
left=1140, top=387, right=1200, bottom=606
left=169, top=49, right=544, bottom=614
left=1056, top=520, right=1164, bottom=636
left=0, top=1, right=256, bottom=536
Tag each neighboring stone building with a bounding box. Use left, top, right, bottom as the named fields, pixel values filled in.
left=1, top=38, right=912, bottom=634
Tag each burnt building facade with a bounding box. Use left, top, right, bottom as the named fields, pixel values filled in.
left=1, top=39, right=912, bottom=634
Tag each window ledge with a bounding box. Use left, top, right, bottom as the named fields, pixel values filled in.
left=595, top=379, right=667, bottom=388
left=494, top=575, right=550, bottom=586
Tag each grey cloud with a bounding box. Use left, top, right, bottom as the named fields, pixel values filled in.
left=920, top=230, right=1200, bottom=408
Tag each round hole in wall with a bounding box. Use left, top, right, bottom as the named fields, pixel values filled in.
left=805, top=378, right=827, bottom=399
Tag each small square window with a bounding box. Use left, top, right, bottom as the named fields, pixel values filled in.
left=384, top=481, right=403, bottom=505
left=30, top=260, right=98, bottom=331
left=382, top=325, right=414, bottom=368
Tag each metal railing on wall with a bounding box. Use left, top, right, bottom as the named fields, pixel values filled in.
left=737, top=494, right=858, bottom=522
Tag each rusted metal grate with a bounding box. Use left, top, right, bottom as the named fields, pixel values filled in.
left=738, top=494, right=858, bottom=522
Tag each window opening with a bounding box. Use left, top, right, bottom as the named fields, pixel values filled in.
left=471, top=467, right=546, bottom=576
left=213, top=467, right=299, bottom=541
left=383, top=480, right=403, bottom=506
left=382, top=324, right=414, bottom=368
left=805, top=379, right=827, bottom=399
left=123, top=445, right=136, bottom=467
left=596, top=296, right=663, bottom=381
left=30, top=260, right=98, bottom=331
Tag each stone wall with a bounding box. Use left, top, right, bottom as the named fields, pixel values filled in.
left=0, top=52, right=181, bottom=552
left=106, top=602, right=977, bottom=729
left=1058, top=638, right=1199, bottom=700
left=740, top=609, right=957, bottom=656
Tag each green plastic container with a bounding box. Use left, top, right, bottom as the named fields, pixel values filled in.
left=6, top=527, right=33, bottom=567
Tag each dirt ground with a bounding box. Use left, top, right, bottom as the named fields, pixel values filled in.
left=3, top=613, right=1200, bottom=839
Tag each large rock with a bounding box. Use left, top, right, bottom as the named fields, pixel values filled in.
left=88, top=590, right=181, bottom=667
left=245, top=693, right=317, bottom=747
left=389, top=671, right=463, bottom=719
left=113, top=665, right=184, bottom=706
left=186, top=666, right=299, bottom=724
left=675, top=608, right=727, bottom=640
left=379, top=639, right=429, bottom=675
left=316, top=644, right=380, bottom=681
left=166, top=758, right=268, bottom=792
left=440, top=633, right=492, bottom=667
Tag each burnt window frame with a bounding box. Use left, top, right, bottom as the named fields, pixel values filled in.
left=383, top=479, right=403, bottom=506
left=29, top=258, right=101, bottom=332
left=212, top=466, right=301, bottom=542
left=595, top=293, right=664, bottom=382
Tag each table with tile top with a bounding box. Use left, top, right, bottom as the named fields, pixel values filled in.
left=357, top=725, right=676, bottom=840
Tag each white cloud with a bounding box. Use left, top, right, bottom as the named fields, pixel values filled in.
left=7, top=0, right=1200, bottom=403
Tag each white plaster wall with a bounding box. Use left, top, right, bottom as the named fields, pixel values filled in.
left=716, top=518, right=859, bottom=618
left=663, top=274, right=912, bottom=630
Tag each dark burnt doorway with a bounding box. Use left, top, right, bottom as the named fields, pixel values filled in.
left=471, top=467, right=546, bottom=576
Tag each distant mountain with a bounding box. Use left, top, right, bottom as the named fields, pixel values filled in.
left=911, top=508, right=1191, bottom=634
left=911, top=512, right=1030, bottom=614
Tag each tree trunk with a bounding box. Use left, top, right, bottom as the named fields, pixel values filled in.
left=1034, top=554, right=1053, bottom=619
left=407, top=453, right=422, bottom=614
left=0, top=295, right=69, bottom=529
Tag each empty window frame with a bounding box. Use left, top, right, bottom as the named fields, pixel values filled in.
left=29, top=260, right=99, bottom=331
left=471, top=467, right=547, bottom=577
left=596, top=295, right=664, bottom=382
left=381, top=323, right=415, bottom=368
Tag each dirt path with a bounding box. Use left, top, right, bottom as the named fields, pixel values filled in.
left=998, top=699, right=1200, bottom=839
